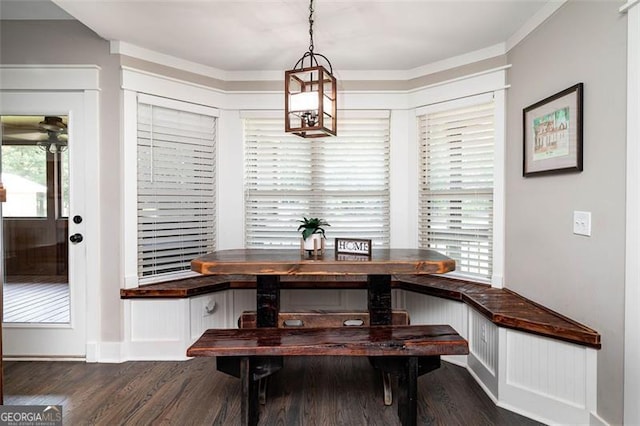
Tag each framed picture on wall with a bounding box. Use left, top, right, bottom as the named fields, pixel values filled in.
left=523, top=83, right=583, bottom=177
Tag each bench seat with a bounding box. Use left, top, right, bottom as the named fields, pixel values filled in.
left=188, top=324, right=468, bottom=426
left=122, top=274, right=600, bottom=348
left=187, top=324, right=467, bottom=358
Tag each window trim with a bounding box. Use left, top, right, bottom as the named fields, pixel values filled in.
left=121, top=73, right=220, bottom=289
left=136, top=94, right=218, bottom=284
left=415, top=90, right=505, bottom=287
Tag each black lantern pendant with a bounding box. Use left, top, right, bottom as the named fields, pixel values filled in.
left=285, top=0, right=337, bottom=138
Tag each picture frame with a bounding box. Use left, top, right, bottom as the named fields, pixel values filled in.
left=523, top=83, right=583, bottom=177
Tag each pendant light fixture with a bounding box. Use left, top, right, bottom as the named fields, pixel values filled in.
left=285, top=0, right=337, bottom=138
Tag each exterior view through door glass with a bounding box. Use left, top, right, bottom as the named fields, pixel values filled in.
left=1, top=115, right=70, bottom=325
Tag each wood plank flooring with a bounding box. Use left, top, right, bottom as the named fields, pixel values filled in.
left=3, top=275, right=69, bottom=323
left=3, top=358, right=544, bottom=425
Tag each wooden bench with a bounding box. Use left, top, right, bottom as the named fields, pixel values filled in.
left=121, top=274, right=601, bottom=348
left=187, top=324, right=469, bottom=426
left=239, top=309, right=410, bottom=405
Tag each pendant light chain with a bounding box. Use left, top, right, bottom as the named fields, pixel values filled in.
left=308, top=0, right=315, bottom=65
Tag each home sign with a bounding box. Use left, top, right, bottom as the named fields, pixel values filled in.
left=334, top=238, right=372, bottom=257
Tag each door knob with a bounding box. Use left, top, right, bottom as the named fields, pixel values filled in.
left=69, top=233, right=83, bottom=244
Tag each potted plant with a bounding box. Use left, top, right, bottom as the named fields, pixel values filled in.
left=298, top=217, right=330, bottom=251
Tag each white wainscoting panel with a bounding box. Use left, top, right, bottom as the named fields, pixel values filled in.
left=469, top=308, right=498, bottom=375
left=506, top=330, right=586, bottom=404
left=392, top=289, right=405, bottom=309
left=130, top=299, right=184, bottom=341
left=467, top=307, right=499, bottom=399
left=231, top=289, right=257, bottom=326
left=403, top=292, right=468, bottom=366
left=190, top=292, right=229, bottom=341
left=126, top=299, right=191, bottom=360
left=282, top=289, right=342, bottom=310
left=404, top=292, right=466, bottom=335
left=281, top=289, right=367, bottom=311
left=498, top=328, right=597, bottom=425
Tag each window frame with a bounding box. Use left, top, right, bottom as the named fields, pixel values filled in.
left=122, top=87, right=220, bottom=288
left=415, top=91, right=505, bottom=287
left=135, top=95, right=218, bottom=281
left=242, top=110, right=391, bottom=249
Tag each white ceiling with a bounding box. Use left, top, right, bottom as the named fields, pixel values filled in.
left=2, top=0, right=563, bottom=73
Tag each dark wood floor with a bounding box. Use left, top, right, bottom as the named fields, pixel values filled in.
left=3, top=357, right=544, bottom=425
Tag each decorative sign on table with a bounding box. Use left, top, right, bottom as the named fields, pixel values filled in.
left=335, top=238, right=372, bottom=257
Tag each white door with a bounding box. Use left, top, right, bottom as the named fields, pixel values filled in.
left=1, top=91, right=88, bottom=358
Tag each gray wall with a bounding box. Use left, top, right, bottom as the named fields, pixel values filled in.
left=0, top=20, right=123, bottom=342
left=506, top=2, right=627, bottom=424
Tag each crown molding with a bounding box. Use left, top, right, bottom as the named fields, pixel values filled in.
left=406, top=43, right=506, bottom=80
left=111, top=41, right=230, bottom=80
left=506, top=0, right=567, bottom=51
left=620, top=0, right=639, bottom=13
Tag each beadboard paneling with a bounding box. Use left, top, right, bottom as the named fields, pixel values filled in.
left=130, top=299, right=184, bottom=341
left=506, top=329, right=587, bottom=405
left=231, top=289, right=256, bottom=326
left=404, top=292, right=466, bottom=336
left=469, top=308, right=498, bottom=375
left=190, top=292, right=228, bottom=340
left=404, top=292, right=468, bottom=366
left=498, top=328, right=597, bottom=425
left=468, top=307, right=499, bottom=398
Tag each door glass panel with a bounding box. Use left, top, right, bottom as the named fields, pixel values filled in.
left=61, top=149, right=69, bottom=217
left=1, top=145, right=47, bottom=217
left=1, top=115, right=70, bottom=324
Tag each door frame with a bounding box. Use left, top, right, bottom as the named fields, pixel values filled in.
left=0, top=65, right=100, bottom=361
left=623, top=1, right=640, bottom=424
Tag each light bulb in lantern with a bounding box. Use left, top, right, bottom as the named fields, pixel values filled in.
left=290, top=91, right=319, bottom=126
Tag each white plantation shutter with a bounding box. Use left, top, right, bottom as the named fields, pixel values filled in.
left=244, top=112, right=390, bottom=248
left=137, top=96, right=217, bottom=280
left=418, top=98, right=494, bottom=281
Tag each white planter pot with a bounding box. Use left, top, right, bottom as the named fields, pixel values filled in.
left=303, top=234, right=323, bottom=251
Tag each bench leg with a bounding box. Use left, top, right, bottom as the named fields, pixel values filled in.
left=240, top=357, right=260, bottom=426
left=397, top=357, right=418, bottom=426
left=367, top=274, right=392, bottom=325
left=257, top=275, right=280, bottom=328
left=382, top=371, right=393, bottom=405
left=258, top=377, right=268, bottom=405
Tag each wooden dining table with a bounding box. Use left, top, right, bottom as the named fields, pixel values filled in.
left=191, top=248, right=456, bottom=328
left=190, top=248, right=459, bottom=425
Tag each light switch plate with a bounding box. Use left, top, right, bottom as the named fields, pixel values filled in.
left=573, top=211, right=591, bottom=236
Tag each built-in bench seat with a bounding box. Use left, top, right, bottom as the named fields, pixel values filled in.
left=121, top=274, right=601, bottom=348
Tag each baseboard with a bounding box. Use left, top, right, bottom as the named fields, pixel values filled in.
left=86, top=341, right=98, bottom=362
left=95, top=341, right=125, bottom=363
left=466, top=362, right=499, bottom=405
left=2, top=356, right=85, bottom=362
left=442, top=354, right=467, bottom=368
left=590, top=411, right=609, bottom=426
left=125, top=340, right=190, bottom=361
left=495, top=400, right=554, bottom=425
